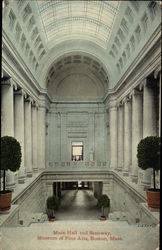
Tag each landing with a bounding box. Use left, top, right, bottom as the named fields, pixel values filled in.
left=56, top=189, right=100, bottom=220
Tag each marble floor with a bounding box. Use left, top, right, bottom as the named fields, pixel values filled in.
left=56, top=189, right=100, bottom=220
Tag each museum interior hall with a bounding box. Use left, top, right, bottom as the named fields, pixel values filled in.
left=0, top=1, right=161, bottom=250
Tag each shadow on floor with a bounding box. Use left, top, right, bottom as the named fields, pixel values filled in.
left=56, top=190, right=100, bottom=220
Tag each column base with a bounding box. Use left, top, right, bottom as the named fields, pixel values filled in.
left=6, top=182, right=16, bottom=191
left=131, top=175, right=138, bottom=184
left=139, top=169, right=152, bottom=190
left=14, top=173, right=18, bottom=184
left=26, top=172, right=33, bottom=177
left=6, top=172, right=16, bottom=191
left=39, top=168, right=45, bottom=171
left=110, top=164, right=117, bottom=170
left=129, top=165, right=133, bottom=175
left=33, top=168, right=38, bottom=173
left=122, top=170, right=129, bottom=176
left=116, top=167, right=122, bottom=171
left=140, top=181, right=151, bottom=191
left=18, top=175, right=26, bottom=184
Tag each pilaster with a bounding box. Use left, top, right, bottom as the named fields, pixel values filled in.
left=14, top=89, right=26, bottom=184
left=123, top=96, right=132, bottom=176
left=24, top=96, right=33, bottom=177
left=109, top=101, right=118, bottom=170
left=88, top=112, right=95, bottom=165
left=37, top=106, right=46, bottom=170
left=117, top=102, right=124, bottom=171
left=130, top=89, right=143, bottom=183
left=60, top=112, right=67, bottom=161
left=31, top=102, right=38, bottom=172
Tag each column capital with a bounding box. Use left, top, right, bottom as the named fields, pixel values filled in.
left=109, top=106, right=117, bottom=112
left=109, top=100, right=117, bottom=109
left=1, top=77, right=17, bottom=90
left=35, top=102, right=39, bottom=108
left=154, top=65, right=161, bottom=79
left=25, top=96, right=34, bottom=104
left=31, top=100, right=39, bottom=108
left=117, top=101, right=123, bottom=108
left=122, top=96, right=131, bottom=104
left=139, top=79, right=147, bottom=91
left=38, top=105, right=48, bottom=111
left=129, top=89, right=142, bottom=98
left=1, top=77, right=12, bottom=85
left=14, top=89, right=27, bottom=98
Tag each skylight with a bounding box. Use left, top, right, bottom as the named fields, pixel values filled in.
left=36, top=0, right=120, bottom=49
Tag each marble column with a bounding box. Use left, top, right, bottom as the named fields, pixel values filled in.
left=123, top=97, right=132, bottom=176
left=117, top=103, right=124, bottom=171
left=1, top=78, right=16, bottom=190
left=60, top=112, right=67, bottom=162
left=140, top=79, right=156, bottom=187
left=37, top=106, right=46, bottom=170
left=159, top=73, right=161, bottom=136
left=24, top=97, right=33, bottom=177
left=31, top=102, right=38, bottom=172
left=14, top=89, right=26, bottom=184
left=109, top=103, right=118, bottom=169
left=154, top=70, right=161, bottom=187
left=131, top=89, right=143, bottom=183
left=154, top=69, right=161, bottom=137
left=88, top=112, right=95, bottom=164
left=159, top=73, right=161, bottom=137
left=45, top=110, right=49, bottom=167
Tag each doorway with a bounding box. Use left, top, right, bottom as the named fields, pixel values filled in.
left=71, top=142, right=83, bottom=161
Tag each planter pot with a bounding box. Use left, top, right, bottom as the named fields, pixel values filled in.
left=49, top=217, right=55, bottom=222
left=0, top=190, right=12, bottom=212
left=47, top=208, right=56, bottom=221
left=146, top=189, right=160, bottom=209
left=100, top=207, right=109, bottom=218
left=100, top=216, right=106, bottom=221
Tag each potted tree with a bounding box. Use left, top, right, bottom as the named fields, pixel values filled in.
left=46, top=195, right=60, bottom=221
left=97, top=194, right=110, bottom=221
left=137, top=136, right=160, bottom=209
left=0, top=136, right=22, bottom=212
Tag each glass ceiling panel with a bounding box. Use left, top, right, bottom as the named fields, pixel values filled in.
left=36, top=0, right=120, bottom=49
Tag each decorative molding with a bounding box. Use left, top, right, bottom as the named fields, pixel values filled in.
left=25, top=96, right=34, bottom=104
left=154, top=65, right=161, bottom=79
left=129, top=89, right=142, bottom=98
left=14, top=88, right=27, bottom=98
left=105, top=24, right=161, bottom=102
left=139, top=79, right=147, bottom=91
left=117, top=101, right=123, bottom=108
left=2, top=30, right=42, bottom=93
left=122, top=96, right=130, bottom=104
left=108, top=100, right=117, bottom=109
left=1, top=77, right=17, bottom=90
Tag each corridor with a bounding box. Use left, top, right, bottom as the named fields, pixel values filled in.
left=56, top=189, right=100, bottom=220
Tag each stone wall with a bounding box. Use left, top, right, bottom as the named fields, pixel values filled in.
left=93, top=182, right=103, bottom=199
left=9, top=178, right=45, bottom=226
left=102, top=173, right=158, bottom=224
left=1, top=171, right=158, bottom=227
left=46, top=103, right=109, bottom=167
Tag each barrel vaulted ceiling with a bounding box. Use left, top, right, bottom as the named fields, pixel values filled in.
left=2, top=0, right=161, bottom=95
left=36, top=0, right=120, bottom=49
